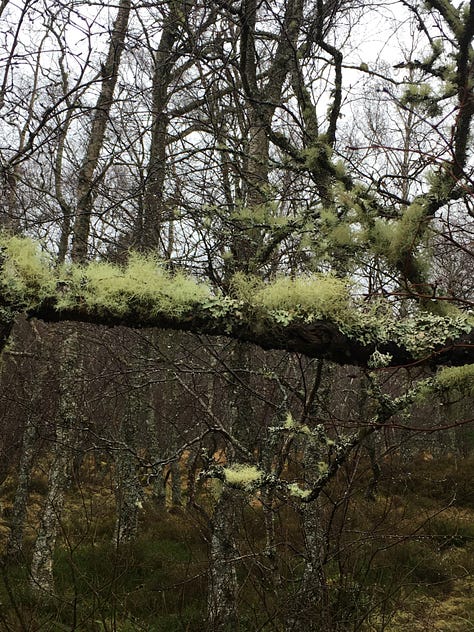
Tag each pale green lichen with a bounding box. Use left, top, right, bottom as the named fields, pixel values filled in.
left=222, top=463, right=263, bottom=489
left=282, top=411, right=311, bottom=435
left=329, top=222, right=353, bottom=247
left=301, top=140, right=333, bottom=173
left=387, top=312, right=472, bottom=356
left=253, top=274, right=352, bottom=324
left=0, top=234, right=56, bottom=306
left=229, top=273, right=263, bottom=303
left=283, top=411, right=296, bottom=429
left=57, top=253, right=210, bottom=318
left=388, top=202, right=427, bottom=263
left=367, top=219, right=394, bottom=256
left=287, top=482, right=311, bottom=499
left=435, top=364, right=474, bottom=396
left=368, top=349, right=393, bottom=369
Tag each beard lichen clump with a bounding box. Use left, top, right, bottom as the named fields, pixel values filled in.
left=253, top=274, right=351, bottom=324
left=57, top=253, right=210, bottom=318
left=0, top=234, right=56, bottom=306
left=435, top=364, right=474, bottom=396
left=388, top=201, right=427, bottom=263
left=222, top=464, right=263, bottom=490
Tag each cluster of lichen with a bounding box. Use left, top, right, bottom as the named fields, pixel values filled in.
left=254, top=274, right=351, bottom=323
left=0, top=234, right=210, bottom=319
left=0, top=234, right=56, bottom=306
left=57, top=253, right=210, bottom=318
left=222, top=463, right=263, bottom=489
left=228, top=271, right=354, bottom=327
left=387, top=202, right=428, bottom=263
left=387, top=311, right=473, bottom=357
left=435, top=364, right=474, bottom=396
left=400, top=83, right=443, bottom=117
left=329, top=183, right=438, bottom=273
left=287, top=482, right=311, bottom=499
left=414, top=364, right=474, bottom=403
left=0, top=235, right=472, bottom=372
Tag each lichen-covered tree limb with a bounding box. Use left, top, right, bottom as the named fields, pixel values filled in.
left=0, top=235, right=472, bottom=369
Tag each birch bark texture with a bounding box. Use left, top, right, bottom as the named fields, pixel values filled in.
left=30, top=330, right=82, bottom=595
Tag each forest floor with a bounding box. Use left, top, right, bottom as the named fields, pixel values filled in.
left=0, top=453, right=473, bottom=631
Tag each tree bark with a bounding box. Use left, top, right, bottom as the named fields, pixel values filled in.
left=71, top=0, right=131, bottom=262
left=30, top=330, right=81, bottom=595
left=113, top=355, right=145, bottom=544
left=5, top=410, right=37, bottom=559
left=207, top=343, right=254, bottom=629
left=113, top=430, right=143, bottom=544
left=139, top=0, right=194, bottom=252
left=207, top=485, right=240, bottom=631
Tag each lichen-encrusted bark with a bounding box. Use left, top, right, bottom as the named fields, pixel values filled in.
left=30, top=330, right=81, bottom=595
left=289, top=450, right=329, bottom=631
left=207, top=485, right=240, bottom=631
left=0, top=235, right=473, bottom=369
left=113, top=358, right=145, bottom=544
left=6, top=410, right=37, bottom=559
left=145, top=404, right=167, bottom=510
left=286, top=360, right=332, bottom=630
left=113, top=434, right=143, bottom=543
left=207, top=343, right=255, bottom=629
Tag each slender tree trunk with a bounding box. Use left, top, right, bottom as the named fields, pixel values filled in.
left=30, top=331, right=81, bottom=595
left=71, top=0, right=131, bottom=262
left=113, top=427, right=143, bottom=543
left=140, top=0, right=194, bottom=252
left=170, top=457, right=182, bottom=508
left=145, top=405, right=167, bottom=510
left=207, top=485, right=240, bottom=631
left=207, top=344, right=253, bottom=630
left=289, top=361, right=332, bottom=631
left=144, top=334, right=167, bottom=509
left=289, top=453, right=330, bottom=631
left=113, top=355, right=145, bottom=544
left=5, top=413, right=37, bottom=559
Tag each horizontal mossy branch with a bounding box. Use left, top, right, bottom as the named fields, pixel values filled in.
left=0, top=235, right=473, bottom=367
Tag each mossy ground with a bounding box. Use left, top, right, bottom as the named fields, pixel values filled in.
left=0, top=453, right=473, bottom=631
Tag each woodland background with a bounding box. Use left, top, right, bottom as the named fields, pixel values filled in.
left=0, top=0, right=473, bottom=630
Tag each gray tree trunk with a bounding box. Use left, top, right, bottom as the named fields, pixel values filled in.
left=71, top=0, right=131, bottom=262
left=289, top=362, right=333, bottom=631
left=139, top=0, right=194, bottom=252
left=113, top=429, right=143, bottom=543
left=170, top=458, right=182, bottom=508
left=289, top=460, right=329, bottom=631
left=30, top=331, right=81, bottom=595
left=207, top=485, right=240, bottom=631
left=207, top=344, right=253, bottom=630
left=145, top=404, right=167, bottom=510
left=6, top=412, right=37, bottom=559
left=113, top=354, right=145, bottom=544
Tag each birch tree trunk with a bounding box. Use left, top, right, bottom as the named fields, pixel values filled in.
left=289, top=361, right=333, bottom=631
left=70, top=0, right=131, bottom=262
left=113, top=424, right=143, bottom=544
left=113, top=355, right=145, bottom=544
left=139, top=0, right=194, bottom=252
left=170, top=457, right=182, bottom=508
left=207, top=485, right=240, bottom=631
left=289, top=449, right=330, bottom=631
left=30, top=330, right=81, bottom=595
left=207, top=343, right=254, bottom=630
left=145, top=405, right=167, bottom=510
left=6, top=411, right=37, bottom=559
